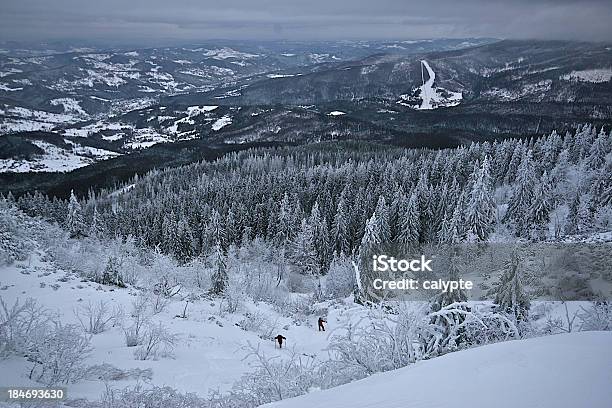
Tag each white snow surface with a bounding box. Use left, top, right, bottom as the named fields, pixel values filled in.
left=201, top=47, right=259, bottom=60
left=398, top=60, right=462, bottom=110
left=265, top=331, right=612, bottom=408
left=561, top=68, right=612, bottom=83
left=212, top=115, right=232, bottom=131
left=0, top=252, right=365, bottom=400
left=0, top=140, right=120, bottom=172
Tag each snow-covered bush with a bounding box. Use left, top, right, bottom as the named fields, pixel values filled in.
left=27, top=323, right=92, bottom=386
left=153, top=275, right=182, bottom=298
left=325, top=254, right=356, bottom=299
left=0, top=297, right=47, bottom=357
left=327, top=305, right=422, bottom=382
left=221, top=274, right=246, bottom=314
left=134, top=322, right=177, bottom=360
left=420, top=302, right=519, bottom=357
left=0, top=200, right=37, bottom=265
left=100, top=385, right=208, bottom=408
left=462, top=305, right=521, bottom=345
left=150, top=292, right=170, bottom=315
left=224, top=343, right=321, bottom=406
left=74, top=300, right=118, bottom=334
left=578, top=301, right=612, bottom=331
left=237, top=310, right=279, bottom=340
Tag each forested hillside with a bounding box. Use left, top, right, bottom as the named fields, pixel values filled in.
left=14, top=124, right=612, bottom=266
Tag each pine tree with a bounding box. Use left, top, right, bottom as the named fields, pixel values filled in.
left=586, top=132, right=608, bottom=171
left=577, top=194, right=593, bottom=234
left=529, top=172, right=554, bottom=241
left=275, top=192, right=294, bottom=246
left=505, top=150, right=536, bottom=237
left=398, top=191, right=420, bottom=248
left=210, top=240, right=227, bottom=295
left=310, top=202, right=332, bottom=274
left=494, top=252, right=530, bottom=322
left=332, top=191, right=351, bottom=255
left=291, top=218, right=318, bottom=275
left=373, top=195, right=391, bottom=244
left=89, top=205, right=103, bottom=238
left=465, top=156, right=496, bottom=242
left=564, top=192, right=580, bottom=236
left=66, top=190, right=85, bottom=237
left=207, top=209, right=225, bottom=251
left=175, top=219, right=196, bottom=262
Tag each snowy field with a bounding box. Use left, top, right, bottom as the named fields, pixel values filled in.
left=0, top=250, right=366, bottom=401
left=265, top=331, right=612, bottom=408
left=0, top=247, right=606, bottom=405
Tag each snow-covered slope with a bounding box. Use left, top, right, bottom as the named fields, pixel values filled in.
left=0, top=251, right=363, bottom=400
left=265, top=331, right=612, bottom=408
left=397, top=60, right=462, bottom=110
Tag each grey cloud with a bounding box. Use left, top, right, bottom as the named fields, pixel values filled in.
left=0, top=0, right=610, bottom=44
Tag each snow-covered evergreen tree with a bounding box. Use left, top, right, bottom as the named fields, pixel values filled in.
left=505, top=150, right=536, bottom=237
left=465, top=156, right=496, bottom=242
left=398, top=191, right=420, bottom=248
left=66, top=190, right=85, bottom=237
left=529, top=172, right=554, bottom=241
left=494, top=252, right=530, bottom=322
left=210, top=240, right=227, bottom=295
left=291, top=218, right=318, bottom=275
left=332, top=189, right=351, bottom=255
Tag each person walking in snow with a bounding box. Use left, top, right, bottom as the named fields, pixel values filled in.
left=318, top=317, right=327, bottom=331
left=275, top=334, right=286, bottom=348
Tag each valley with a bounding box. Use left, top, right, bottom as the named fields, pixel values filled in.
left=1, top=39, right=610, bottom=196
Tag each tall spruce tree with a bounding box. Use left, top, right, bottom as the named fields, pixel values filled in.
left=66, top=190, right=85, bottom=237
left=465, top=156, right=496, bottom=242
left=494, top=252, right=530, bottom=322
left=505, top=150, right=537, bottom=237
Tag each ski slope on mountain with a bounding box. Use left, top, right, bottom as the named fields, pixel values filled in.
left=419, top=60, right=437, bottom=110
left=265, top=331, right=612, bottom=408
left=397, top=60, right=463, bottom=110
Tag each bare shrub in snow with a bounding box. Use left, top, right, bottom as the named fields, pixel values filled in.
left=151, top=292, right=170, bottom=315
left=85, top=363, right=153, bottom=382
left=326, top=305, right=422, bottom=383
left=100, top=384, right=208, bottom=408
left=0, top=297, right=47, bottom=357
left=123, top=296, right=150, bottom=347
left=153, top=275, right=182, bottom=298
left=134, top=322, right=177, bottom=360
left=27, top=323, right=92, bottom=386
left=462, top=305, right=521, bottom=345
left=578, top=300, right=612, bottom=331
left=224, top=343, right=320, bottom=406
left=419, top=301, right=519, bottom=357
left=74, top=300, right=117, bottom=334
left=237, top=310, right=279, bottom=340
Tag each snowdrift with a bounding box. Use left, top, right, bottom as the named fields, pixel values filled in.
left=264, top=331, right=612, bottom=408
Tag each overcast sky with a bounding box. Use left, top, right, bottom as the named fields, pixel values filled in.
left=1, top=0, right=611, bottom=45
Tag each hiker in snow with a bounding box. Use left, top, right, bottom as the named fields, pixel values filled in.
left=318, top=317, right=327, bottom=331
left=275, top=334, right=286, bottom=348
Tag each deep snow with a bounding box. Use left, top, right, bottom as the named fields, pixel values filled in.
left=265, top=331, right=612, bottom=408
